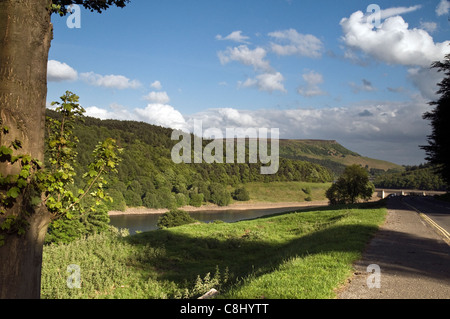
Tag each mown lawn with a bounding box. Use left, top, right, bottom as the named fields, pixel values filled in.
left=41, top=201, right=386, bottom=299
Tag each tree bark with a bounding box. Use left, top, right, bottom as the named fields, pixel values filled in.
left=0, top=0, right=53, bottom=299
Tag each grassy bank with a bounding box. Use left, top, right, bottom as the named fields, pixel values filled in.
left=41, top=201, right=386, bottom=299
left=244, top=181, right=331, bottom=203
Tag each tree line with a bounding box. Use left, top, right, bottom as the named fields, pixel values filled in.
left=372, top=164, right=447, bottom=191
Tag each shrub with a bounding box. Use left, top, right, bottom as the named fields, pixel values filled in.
left=189, top=193, right=204, bottom=207
left=209, top=183, right=231, bottom=206
left=157, top=209, right=198, bottom=229
left=232, top=187, right=250, bottom=201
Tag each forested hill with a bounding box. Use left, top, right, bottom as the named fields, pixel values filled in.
left=46, top=109, right=334, bottom=211
left=45, top=109, right=397, bottom=211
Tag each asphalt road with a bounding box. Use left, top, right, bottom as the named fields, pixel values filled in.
left=338, top=196, right=450, bottom=299
left=401, top=196, right=450, bottom=241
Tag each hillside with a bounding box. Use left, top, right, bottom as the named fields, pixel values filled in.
left=46, top=110, right=400, bottom=212
left=46, top=110, right=334, bottom=212
left=279, top=139, right=402, bottom=176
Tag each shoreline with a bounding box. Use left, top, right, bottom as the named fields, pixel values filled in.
left=108, top=200, right=330, bottom=216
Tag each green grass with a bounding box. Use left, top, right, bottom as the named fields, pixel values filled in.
left=243, top=181, right=331, bottom=203
left=41, top=201, right=387, bottom=299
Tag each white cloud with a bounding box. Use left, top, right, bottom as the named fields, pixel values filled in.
left=80, top=71, right=142, bottom=89
left=377, top=5, right=422, bottom=20
left=408, top=67, right=443, bottom=101
left=216, top=31, right=250, bottom=43
left=47, top=60, right=78, bottom=82
left=84, top=103, right=137, bottom=121
left=419, top=21, right=438, bottom=33
left=150, top=80, right=162, bottom=90
left=268, top=29, right=324, bottom=58
left=436, top=0, right=450, bottom=16
left=239, top=72, right=287, bottom=93
left=143, top=91, right=170, bottom=104
left=135, top=104, right=189, bottom=132
left=218, top=45, right=272, bottom=72
left=297, top=70, right=327, bottom=97
left=340, top=9, right=450, bottom=67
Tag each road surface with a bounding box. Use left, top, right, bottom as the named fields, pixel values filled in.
left=338, top=196, right=450, bottom=299
left=402, top=196, right=450, bottom=241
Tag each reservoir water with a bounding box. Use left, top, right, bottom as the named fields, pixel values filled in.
left=109, top=206, right=310, bottom=234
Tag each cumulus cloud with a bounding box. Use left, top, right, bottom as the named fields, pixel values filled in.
left=47, top=60, right=78, bottom=82
left=297, top=70, right=327, bottom=97
left=150, top=80, right=162, bottom=90
left=84, top=103, right=137, bottom=121
left=143, top=91, right=170, bottom=104
left=218, top=45, right=272, bottom=72
left=216, top=31, right=250, bottom=43
left=239, top=72, right=287, bottom=93
left=436, top=0, right=450, bottom=16
left=135, top=104, right=189, bottom=132
left=268, top=29, right=324, bottom=58
left=80, top=71, right=142, bottom=89
left=340, top=8, right=450, bottom=67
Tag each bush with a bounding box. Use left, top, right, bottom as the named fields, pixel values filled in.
left=209, top=183, right=231, bottom=206
left=189, top=193, right=204, bottom=207
left=232, top=187, right=250, bottom=201
left=157, top=209, right=198, bottom=229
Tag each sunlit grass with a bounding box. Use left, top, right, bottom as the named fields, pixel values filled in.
left=244, top=181, right=331, bottom=202
left=41, top=201, right=386, bottom=299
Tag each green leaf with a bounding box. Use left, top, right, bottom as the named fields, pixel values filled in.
left=0, top=146, right=13, bottom=156
left=17, top=178, right=28, bottom=188
left=7, top=187, right=20, bottom=199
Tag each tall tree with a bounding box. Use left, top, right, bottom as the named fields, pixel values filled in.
left=0, top=0, right=130, bottom=299
left=421, top=53, right=450, bottom=188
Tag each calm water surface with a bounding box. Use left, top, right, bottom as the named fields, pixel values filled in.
left=109, top=206, right=306, bottom=234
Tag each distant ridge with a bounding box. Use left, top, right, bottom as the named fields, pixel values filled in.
left=279, top=139, right=401, bottom=176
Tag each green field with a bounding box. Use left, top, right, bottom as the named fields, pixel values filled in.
left=243, top=181, right=331, bottom=203
left=41, top=201, right=386, bottom=299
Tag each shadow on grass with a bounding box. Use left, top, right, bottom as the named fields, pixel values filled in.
left=119, top=202, right=393, bottom=297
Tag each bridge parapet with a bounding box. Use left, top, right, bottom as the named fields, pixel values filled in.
left=375, top=189, right=446, bottom=199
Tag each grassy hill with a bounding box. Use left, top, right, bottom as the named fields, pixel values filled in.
left=279, top=139, right=402, bottom=176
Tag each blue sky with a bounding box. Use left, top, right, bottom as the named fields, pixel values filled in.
left=47, top=0, right=450, bottom=165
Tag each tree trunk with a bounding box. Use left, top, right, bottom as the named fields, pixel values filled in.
left=0, top=0, right=53, bottom=299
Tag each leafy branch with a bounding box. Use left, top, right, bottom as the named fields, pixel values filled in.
left=0, top=91, right=122, bottom=244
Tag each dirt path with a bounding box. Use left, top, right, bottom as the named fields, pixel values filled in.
left=338, top=197, right=450, bottom=299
